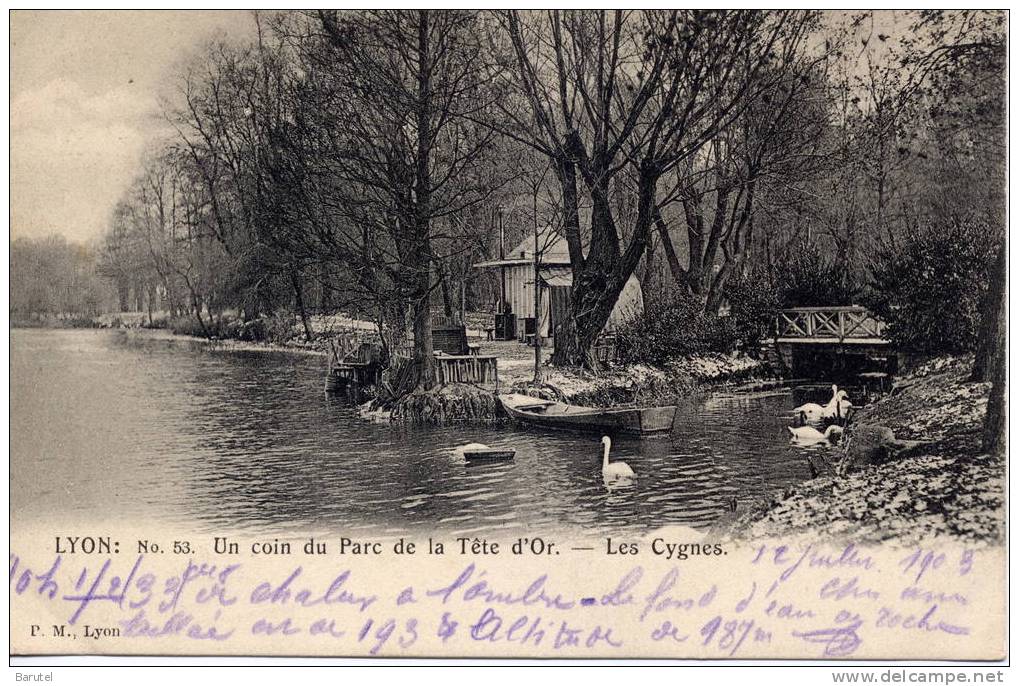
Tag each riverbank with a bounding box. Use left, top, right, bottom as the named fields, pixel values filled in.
left=11, top=314, right=103, bottom=329
left=117, top=327, right=330, bottom=357
left=507, top=352, right=772, bottom=408
left=361, top=350, right=773, bottom=424
left=61, top=312, right=777, bottom=420
left=25, top=311, right=363, bottom=355
left=728, top=356, right=1004, bottom=545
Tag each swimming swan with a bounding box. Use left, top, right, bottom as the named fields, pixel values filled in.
left=601, top=436, right=635, bottom=478
left=794, top=386, right=852, bottom=422
left=788, top=424, right=844, bottom=444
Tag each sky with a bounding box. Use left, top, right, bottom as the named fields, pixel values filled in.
left=7, top=10, right=938, bottom=247
left=10, top=10, right=253, bottom=244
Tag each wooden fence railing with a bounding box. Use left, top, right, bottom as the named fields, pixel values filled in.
left=386, top=348, right=499, bottom=389
left=775, top=306, right=888, bottom=342
left=326, top=330, right=382, bottom=365
left=325, top=339, right=385, bottom=395
left=435, top=354, right=499, bottom=387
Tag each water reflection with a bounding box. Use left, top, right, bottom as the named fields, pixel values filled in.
left=11, top=328, right=826, bottom=537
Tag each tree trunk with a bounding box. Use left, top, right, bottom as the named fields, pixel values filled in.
left=551, top=216, right=619, bottom=368
left=983, top=349, right=1006, bottom=456
left=556, top=156, right=584, bottom=273
left=411, top=272, right=435, bottom=390
left=551, top=164, right=658, bottom=369
left=191, top=294, right=210, bottom=338
left=318, top=264, right=333, bottom=312
left=981, top=238, right=1006, bottom=455
left=437, top=262, right=455, bottom=318
left=639, top=220, right=657, bottom=306
left=290, top=266, right=314, bottom=343
left=697, top=183, right=731, bottom=296
left=551, top=280, right=622, bottom=369
left=117, top=280, right=130, bottom=313
left=704, top=261, right=734, bottom=315
left=411, top=9, right=435, bottom=391
left=971, top=239, right=1006, bottom=382
left=656, top=210, right=691, bottom=294
left=681, top=194, right=707, bottom=296
left=146, top=282, right=155, bottom=326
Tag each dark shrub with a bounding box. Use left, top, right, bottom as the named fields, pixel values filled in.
left=165, top=312, right=298, bottom=343
left=235, top=318, right=268, bottom=342
left=774, top=242, right=858, bottom=307
left=867, top=219, right=996, bottom=354
left=723, top=265, right=782, bottom=350
left=65, top=316, right=100, bottom=329
left=168, top=315, right=218, bottom=338
left=615, top=291, right=735, bottom=366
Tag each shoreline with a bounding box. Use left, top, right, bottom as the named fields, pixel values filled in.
left=12, top=321, right=331, bottom=357
left=118, top=327, right=331, bottom=357
left=15, top=320, right=789, bottom=411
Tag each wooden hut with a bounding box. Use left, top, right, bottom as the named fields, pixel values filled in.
left=473, top=227, right=643, bottom=344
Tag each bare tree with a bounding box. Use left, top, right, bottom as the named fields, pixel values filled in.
left=655, top=54, right=833, bottom=312
left=491, top=9, right=814, bottom=368
left=288, top=10, right=500, bottom=390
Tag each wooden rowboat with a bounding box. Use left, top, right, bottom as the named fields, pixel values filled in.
left=500, top=393, right=676, bottom=438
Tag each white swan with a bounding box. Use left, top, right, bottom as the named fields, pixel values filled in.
left=794, top=386, right=852, bottom=422
left=828, top=390, right=853, bottom=418
left=792, top=384, right=837, bottom=421
left=601, top=436, right=635, bottom=479
left=788, top=424, right=843, bottom=444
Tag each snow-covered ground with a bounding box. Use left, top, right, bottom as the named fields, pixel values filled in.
left=501, top=348, right=770, bottom=405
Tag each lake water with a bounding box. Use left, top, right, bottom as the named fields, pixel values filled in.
left=11, top=328, right=825, bottom=538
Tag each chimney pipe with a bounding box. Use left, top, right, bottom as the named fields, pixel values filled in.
left=497, top=205, right=507, bottom=316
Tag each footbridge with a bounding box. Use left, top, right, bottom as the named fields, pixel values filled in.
left=770, top=306, right=893, bottom=377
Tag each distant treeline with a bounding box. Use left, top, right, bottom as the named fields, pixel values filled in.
left=10, top=235, right=118, bottom=324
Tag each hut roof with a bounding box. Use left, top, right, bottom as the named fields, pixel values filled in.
left=473, top=226, right=572, bottom=268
